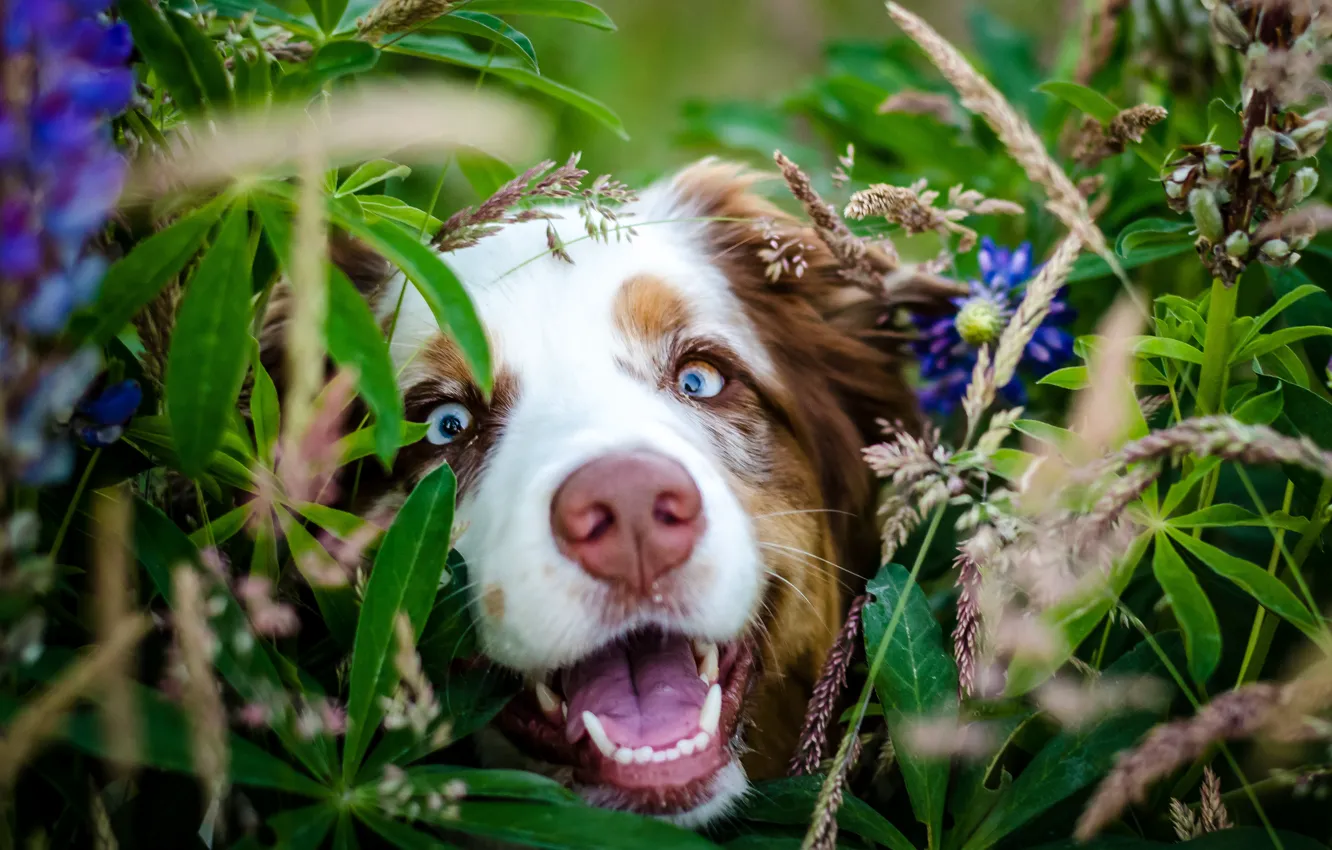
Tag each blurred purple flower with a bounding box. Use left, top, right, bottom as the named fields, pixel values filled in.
left=2, top=0, right=133, bottom=484
left=913, top=238, right=1075, bottom=415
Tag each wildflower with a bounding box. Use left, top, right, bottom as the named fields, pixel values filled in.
left=912, top=238, right=1074, bottom=414
left=72, top=378, right=142, bottom=447
left=1, top=0, right=133, bottom=485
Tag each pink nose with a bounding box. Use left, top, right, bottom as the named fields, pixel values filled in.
left=551, top=451, right=705, bottom=595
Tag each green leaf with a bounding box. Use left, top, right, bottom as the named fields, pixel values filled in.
left=430, top=11, right=538, bottom=71
left=420, top=802, right=720, bottom=849
left=233, top=50, right=272, bottom=107
left=1006, top=533, right=1151, bottom=696
left=355, top=811, right=457, bottom=850
left=1152, top=533, right=1221, bottom=683
left=278, top=509, right=360, bottom=643
left=1134, top=336, right=1205, bottom=364
left=119, top=0, right=205, bottom=113
left=327, top=266, right=405, bottom=463
left=1233, top=385, right=1284, bottom=425
left=1239, top=283, right=1323, bottom=347
left=306, top=0, right=349, bottom=33
left=1115, top=218, right=1193, bottom=257
left=337, top=159, right=413, bottom=197
left=1234, top=325, right=1332, bottom=362
left=460, top=0, right=616, bottom=30
left=1207, top=97, right=1244, bottom=150
left=1162, top=457, right=1222, bottom=516
left=210, top=0, right=319, bottom=33
left=188, top=503, right=254, bottom=547
left=79, top=195, right=228, bottom=345
left=357, top=195, right=444, bottom=233
left=338, top=421, right=429, bottom=465
left=251, top=343, right=281, bottom=467
left=736, top=776, right=915, bottom=850
left=334, top=213, right=492, bottom=396
left=1067, top=240, right=1192, bottom=283
left=343, top=463, right=458, bottom=778
left=295, top=502, right=373, bottom=540
left=384, top=34, right=627, bottom=139
left=863, top=563, right=957, bottom=848
left=457, top=148, right=517, bottom=198
left=406, top=766, right=579, bottom=805
left=961, top=636, right=1183, bottom=850
left=1037, top=366, right=1088, bottom=390
left=163, top=9, right=233, bottom=110
left=165, top=202, right=253, bottom=478
left=1012, top=419, right=1085, bottom=459
left=1168, top=503, right=1306, bottom=532
left=1167, top=528, right=1322, bottom=640
left=308, top=40, right=380, bottom=82
left=270, top=804, right=339, bottom=849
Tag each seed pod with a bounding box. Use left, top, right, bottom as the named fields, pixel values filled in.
left=1210, top=3, right=1250, bottom=49
left=1279, top=167, right=1320, bottom=209
left=1205, top=152, right=1228, bottom=179
left=1249, top=127, right=1277, bottom=174
left=1275, top=132, right=1301, bottom=163
left=1291, top=120, right=1329, bottom=159
left=1261, top=239, right=1291, bottom=260
left=1189, top=188, right=1224, bottom=243
left=1225, top=230, right=1250, bottom=258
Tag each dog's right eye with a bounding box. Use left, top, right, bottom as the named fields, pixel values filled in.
left=425, top=402, right=472, bottom=445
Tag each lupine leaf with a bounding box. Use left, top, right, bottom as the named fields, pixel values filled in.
left=459, top=0, right=616, bottom=30
left=1151, top=533, right=1221, bottom=683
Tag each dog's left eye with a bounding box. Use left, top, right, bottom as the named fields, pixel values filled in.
left=426, top=402, right=472, bottom=445
left=676, top=360, right=725, bottom=399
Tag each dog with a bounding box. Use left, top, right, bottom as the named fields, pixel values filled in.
left=270, top=160, right=929, bottom=826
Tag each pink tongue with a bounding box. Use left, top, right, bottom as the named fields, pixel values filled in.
left=563, top=632, right=708, bottom=749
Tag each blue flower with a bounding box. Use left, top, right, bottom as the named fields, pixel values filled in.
left=912, top=238, right=1075, bottom=415
left=74, top=378, right=142, bottom=448
left=2, top=0, right=132, bottom=486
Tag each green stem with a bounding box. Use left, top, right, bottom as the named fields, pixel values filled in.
left=1195, top=276, right=1239, bottom=417
left=801, top=506, right=947, bottom=850
left=48, top=448, right=101, bottom=561
left=1236, top=481, right=1295, bottom=686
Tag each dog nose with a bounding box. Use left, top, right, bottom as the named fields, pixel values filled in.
left=551, top=451, right=704, bottom=594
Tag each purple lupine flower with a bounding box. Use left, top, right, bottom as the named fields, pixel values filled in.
left=912, top=238, right=1075, bottom=415
left=2, top=0, right=133, bottom=485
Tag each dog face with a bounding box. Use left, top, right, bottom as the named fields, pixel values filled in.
left=347, top=162, right=916, bottom=824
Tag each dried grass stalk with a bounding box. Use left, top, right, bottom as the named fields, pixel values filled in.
left=885, top=3, right=1119, bottom=275
left=357, top=0, right=452, bottom=40
left=993, top=232, right=1085, bottom=393
left=283, top=145, right=328, bottom=446
left=93, top=485, right=139, bottom=774
left=791, top=595, right=867, bottom=776
left=953, top=549, right=982, bottom=698
left=802, top=728, right=864, bottom=850
left=172, top=567, right=230, bottom=811
left=774, top=151, right=893, bottom=286
left=125, top=82, right=540, bottom=199
left=1112, top=416, right=1332, bottom=480
left=0, top=615, right=150, bottom=786
left=1199, top=766, right=1233, bottom=832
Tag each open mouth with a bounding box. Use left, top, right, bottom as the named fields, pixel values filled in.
left=494, top=629, right=756, bottom=814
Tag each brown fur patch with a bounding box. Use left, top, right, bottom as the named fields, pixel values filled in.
left=612, top=273, right=691, bottom=347
left=483, top=585, right=506, bottom=622
left=670, top=160, right=925, bottom=779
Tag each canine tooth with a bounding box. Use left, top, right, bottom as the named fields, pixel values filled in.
left=698, top=643, right=719, bottom=683
left=561, top=703, right=568, bottom=720
left=535, top=682, right=562, bottom=720
left=691, top=731, right=710, bottom=750
left=614, top=747, right=634, bottom=765
left=664, top=747, right=681, bottom=761
left=699, top=683, right=721, bottom=736
left=677, top=737, right=696, bottom=756
left=651, top=750, right=668, bottom=763
left=582, top=712, right=616, bottom=759
left=633, top=746, right=654, bottom=764
left=692, top=638, right=715, bottom=658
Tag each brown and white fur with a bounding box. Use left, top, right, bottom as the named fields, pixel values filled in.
left=276, top=161, right=923, bottom=826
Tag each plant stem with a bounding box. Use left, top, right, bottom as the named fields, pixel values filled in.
left=1236, top=481, right=1295, bottom=686
left=48, top=448, right=101, bottom=561
left=1195, top=276, right=1238, bottom=417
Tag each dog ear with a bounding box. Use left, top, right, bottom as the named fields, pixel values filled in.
left=665, top=159, right=948, bottom=536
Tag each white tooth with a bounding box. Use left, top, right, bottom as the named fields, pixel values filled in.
left=699, top=684, right=722, bottom=736
left=633, top=746, right=653, bottom=764
left=651, top=750, right=668, bottom=763
left=561, top=703, right=568, bottom=720
left=699, top=643, right=719, bottom=683
left=583, top=712, right=616, bottom=758
left=663, top=747, right=681, bottom=761
left=535, top=682, right=562, bottom=720
left=691, top=731, right=710, bottom=750
left=677, top=737, right=696, bottom=756
left=614, top=747, right=634, bottom=765
left=692, top=638, right=714, bottom=658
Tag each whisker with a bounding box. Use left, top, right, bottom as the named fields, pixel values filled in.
left=753, top=508, right=859, bottom=520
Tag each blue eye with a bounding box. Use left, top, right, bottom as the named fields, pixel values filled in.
left=677, top=361, right=725, bottom=399
left=426, top=402, right=472, bottom=445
